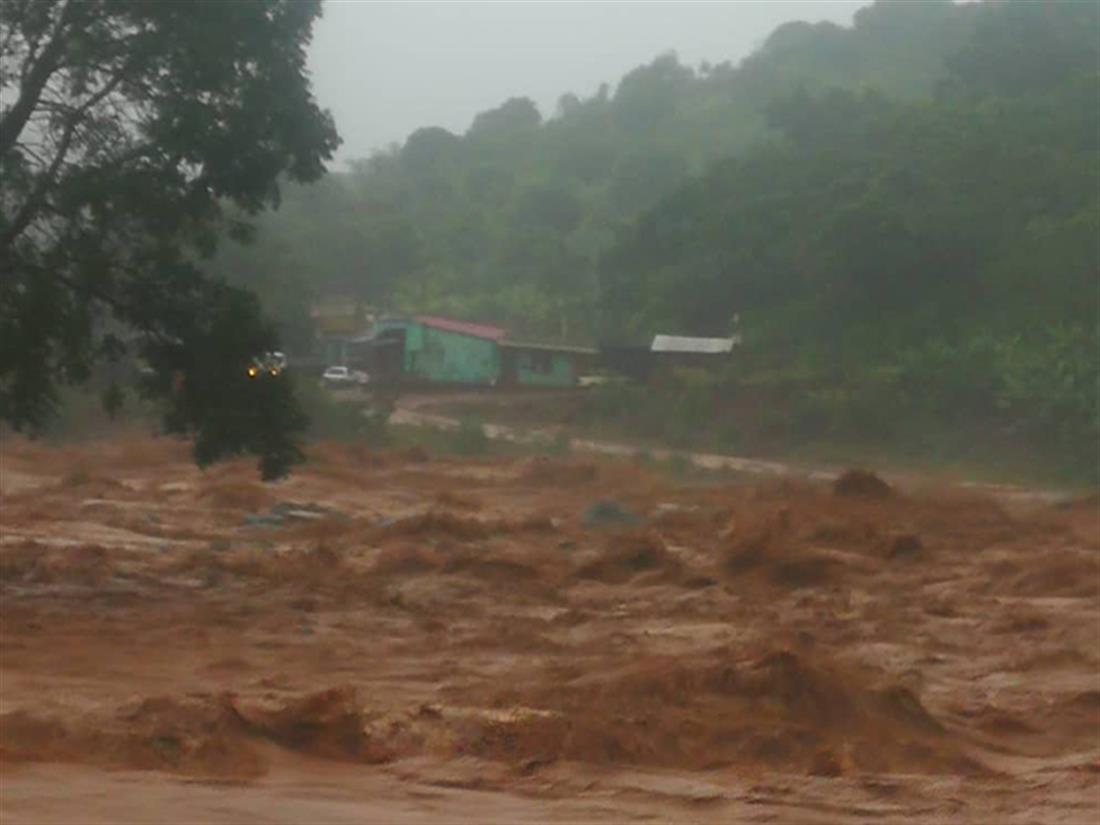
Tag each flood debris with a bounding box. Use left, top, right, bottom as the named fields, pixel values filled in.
left=833, top=469, right=894, bottom=499
left=574, top=530, right=682, bottom=584
left=885, top=531, right=923, bottom=559
left=582, top=500, right=641, bottom=529
left=243, top=501, right=343, bottom=528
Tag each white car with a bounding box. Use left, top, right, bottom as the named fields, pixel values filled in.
left=322, top=366, right=368, bottom=388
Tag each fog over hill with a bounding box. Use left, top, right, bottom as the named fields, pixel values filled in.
left=307, top=1, right=866, bottom=163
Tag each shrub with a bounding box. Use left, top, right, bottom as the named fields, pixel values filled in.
left=548, top=430, right=572, bottom=456
left=297, top=378, right=391, bottom=445
left=451, top=416, right=490, bottom=456
left=995, top=324, right=1099, bottom=452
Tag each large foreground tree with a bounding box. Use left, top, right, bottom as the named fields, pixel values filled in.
left=0, top=0, right=340, bottom=477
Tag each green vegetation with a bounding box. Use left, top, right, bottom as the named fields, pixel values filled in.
left=451, top=417, right=492, bottom=456
left=1, top=1, right=339, bottom=478
left=600, top=2, right=1098, bottom=478
left=575, top=365, right=1093, bottom=488
left=580, top=377, right=718, bottom=449
left=296, top=382, right=393, bottom=446
left=8, top=0, right=1092, bottom=482
left=213, top=1, right=985, bottom=342
left=549, top=430, right=573, bottom=457
left=220, top=0, right=1097, bottom=482
left=238, top=0, right=1096, bottom=484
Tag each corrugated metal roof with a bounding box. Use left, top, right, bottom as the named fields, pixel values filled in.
left=651, top=334, right=739, bottom=354
left=414, top=315, right=508, bottom=341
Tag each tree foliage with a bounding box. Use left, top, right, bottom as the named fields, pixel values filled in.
left=204, top=0, right=1096, bottom=471
left=222, top=0, right=980, bottom=341
left=600, top=0, right=1099, bottom=464
left=0, top=0, right=339, bottom=477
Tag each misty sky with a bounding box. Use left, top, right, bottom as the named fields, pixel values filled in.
left=308, top=1, right=870, bottom=165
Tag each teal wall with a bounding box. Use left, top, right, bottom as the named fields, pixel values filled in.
left=515, top=350, right=575, bottom=387
left=372, top=318, right=580, bottom=387
left=403, top=323, right=500, bottom=384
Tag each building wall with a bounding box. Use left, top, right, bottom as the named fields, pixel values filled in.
left=404, top=323, right=500, bottom=385
left=515, top=350, right=575, bottom=388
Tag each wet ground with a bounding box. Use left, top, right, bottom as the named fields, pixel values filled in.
left=1, top=435, right=1097, bottom=823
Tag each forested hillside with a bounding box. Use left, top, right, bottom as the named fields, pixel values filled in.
left=214, top=0, right=1098, bottom=476
left=599, top=0, right=1098, bottom=472
left=604, top=1, right=1097, bottom=336
left=213, top=0, right=985, bottom=340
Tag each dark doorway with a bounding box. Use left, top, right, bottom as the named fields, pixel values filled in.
left=372, top=328, right=406, bottom=381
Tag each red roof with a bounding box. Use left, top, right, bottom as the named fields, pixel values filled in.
left=414, top=315, right=508, bottom=341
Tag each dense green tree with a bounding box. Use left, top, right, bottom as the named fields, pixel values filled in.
left=514, top=185, right=582, bottom=234
left=612, top=52, right=694, bottom=132
left=945, top=0, right=1100, bottom=96
left=0, top=0, right=339, bottom=477
left=401, top=126, right=462, bottom=176
left=224, top=0, right=989, bottom=342
left=205, top=0, right=1097, bottom=469
left=468, top=97, right=541, bottom=139
left=597, top=0, right=1098, bottom=460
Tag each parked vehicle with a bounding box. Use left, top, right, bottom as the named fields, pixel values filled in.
left=248, top=351, right=288, bottom=378
left=322, top=365, right=368, bottom=388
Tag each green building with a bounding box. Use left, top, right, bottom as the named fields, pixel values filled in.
left=498, top=341, right=595, bottom=388
left=373, top=315, right=506, bottom=386
left=369, top=315, right=595, bottom=389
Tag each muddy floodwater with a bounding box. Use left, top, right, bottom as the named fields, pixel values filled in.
left=1, top=435, right=1097, bottom=823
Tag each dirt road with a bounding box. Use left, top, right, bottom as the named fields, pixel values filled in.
left=390, top=392, right=1070, bottom=505
left=1, top=434, right=1097, bottom=823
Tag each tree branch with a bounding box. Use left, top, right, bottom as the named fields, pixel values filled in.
left=1, top=58, right=137, bottom=252
left=0, top=0, right=79, bottom=158
left=0, top=119, right=77, bottom=250
left=0, top=2, right=30, bottom=57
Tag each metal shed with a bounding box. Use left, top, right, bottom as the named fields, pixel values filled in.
left=650, top=334, right=740, bottom=354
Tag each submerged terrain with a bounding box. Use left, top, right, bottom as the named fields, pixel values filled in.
left=0, top=434, right=1096, bottom=823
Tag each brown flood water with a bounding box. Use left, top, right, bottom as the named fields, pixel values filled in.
left=1, top=435, right=1097, bottom=823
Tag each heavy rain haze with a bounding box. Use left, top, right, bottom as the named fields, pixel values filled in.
left=2, top=1, right=1098, bottom=822
left=309, top=0, right=866, bottom=163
